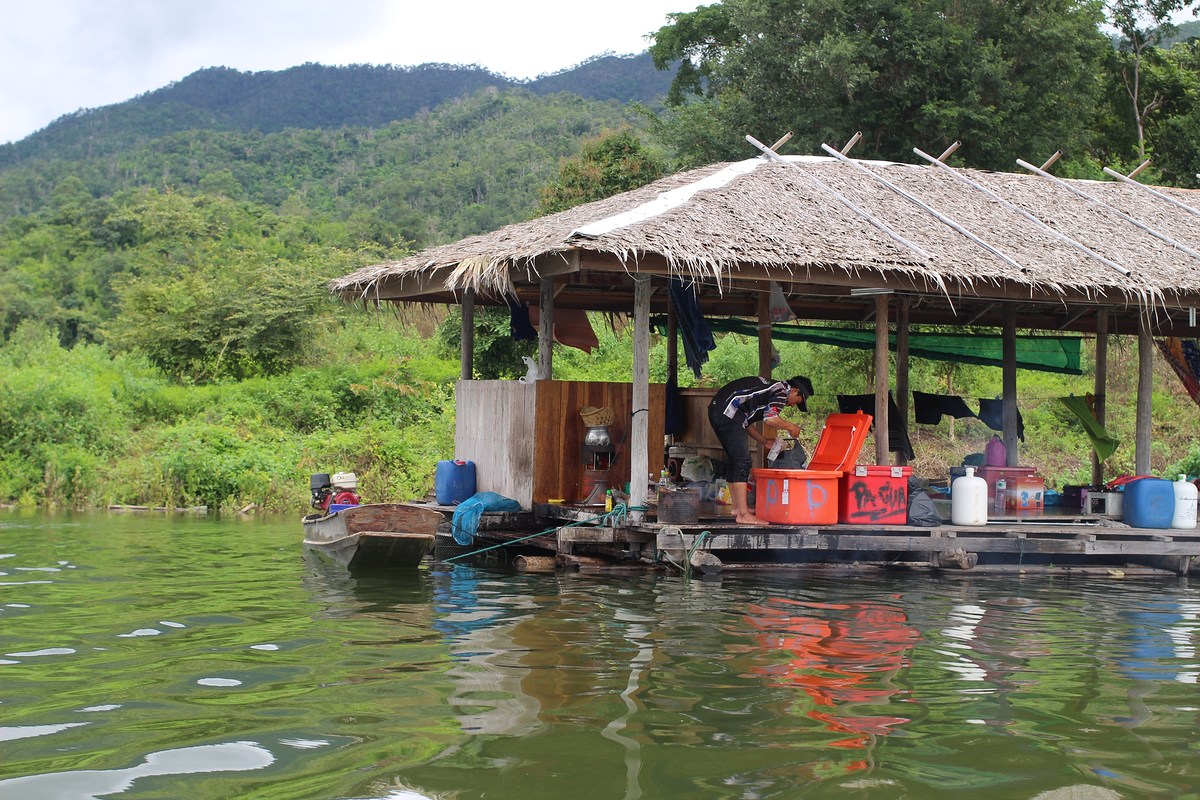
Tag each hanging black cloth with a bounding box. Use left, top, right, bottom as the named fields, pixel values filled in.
left=669, top=277, right=716, bottom=378
left=977, top=398, right=1025, bottom=441
left=836, top=392, right=915, bottom=461
left=912, top=391, right=978, bottom=425
left=507, top=299, right=537, bottom=341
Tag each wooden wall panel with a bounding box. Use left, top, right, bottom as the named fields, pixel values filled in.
left=455, top=380, right=537, bottom=506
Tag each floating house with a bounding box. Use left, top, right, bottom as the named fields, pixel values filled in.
left=332, top=144, right=1200, bottom=574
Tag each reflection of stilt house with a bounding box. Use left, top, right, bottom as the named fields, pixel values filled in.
left=333, top=147, right=1200, bottom=573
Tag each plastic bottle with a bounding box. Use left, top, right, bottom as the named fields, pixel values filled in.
left=1172, top=474, right=1198, bottom=529
left=768, top=432, right=786, bottom=462
left=951, top=466, right=988, bottom=526
left=994, top=478, right=1007, bottom=514
left=605, top=489, right=613, bottom=513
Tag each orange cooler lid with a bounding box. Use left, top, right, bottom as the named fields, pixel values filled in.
left=805, top=411, right=874, bottom=473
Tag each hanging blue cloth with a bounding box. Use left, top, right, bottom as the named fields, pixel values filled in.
left=450, top=491, right=522, bottom=545
left=669, top=277, right=716, bottom=378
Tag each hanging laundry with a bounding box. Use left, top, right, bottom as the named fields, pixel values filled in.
left=912, top=392, right=978, bottom=425
left=669, top=277, right=717, bottom=378
left=1059, top=395, right=1119, bottom=462
left=836, top=392, right=915, bottom=461
left=977, top=398, right=1025, bottom=442
left=528, top=306, right=600, bottom=353
left=1156, top=338, right=1200, bottom=407
left=507, top=299, right=537, bottom=341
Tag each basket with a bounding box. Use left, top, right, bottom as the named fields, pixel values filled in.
left=580, top=406, right=615, bottom=427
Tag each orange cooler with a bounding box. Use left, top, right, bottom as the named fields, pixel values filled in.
left=839, top=465, right=912, bottom=524
left=751, top=411, right=874, bottom=526
left=754, top=469, right=841, bottom=525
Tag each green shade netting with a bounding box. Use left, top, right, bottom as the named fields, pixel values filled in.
left=655, top=318, right=1083, bottom=375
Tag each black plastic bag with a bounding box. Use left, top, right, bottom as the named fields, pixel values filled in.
left=770, top=441, right=808, bottom=469
left=907, top=477, right=942, bottom=527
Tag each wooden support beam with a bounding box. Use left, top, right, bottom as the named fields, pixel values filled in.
left=1136, top=314, right=1153, bottom=476
left=895, top=297, right=910, bottom=466
left=1092, top=310, right=1108, bottom=486
left=460, top=288, right=475, bottom=381
left=1002, top=307, right=1019, bottom=466
left=875, top=294, right=891, bottom=464
left=757, top=289, right=773, bottom=378
left=539, top=278, right=555, bottom=380
left=631, top=275, right=652, bottom=523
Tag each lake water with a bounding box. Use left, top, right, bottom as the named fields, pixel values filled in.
left=2, top=512, right=1199, bottom=800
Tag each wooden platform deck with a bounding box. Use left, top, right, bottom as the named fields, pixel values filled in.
left=428, top=502, right=1200, bottom=575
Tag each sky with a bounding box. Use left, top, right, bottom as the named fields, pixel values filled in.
left=0, top=0, right=696, bottom=145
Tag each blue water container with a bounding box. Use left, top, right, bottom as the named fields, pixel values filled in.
left=1124, top=478, right=1174, bottom=529
left=435, top=460, right=476, bottom=505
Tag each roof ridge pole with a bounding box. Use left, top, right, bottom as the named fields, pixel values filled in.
left=1101, top=165, right=1200, bottom=221
left=913, top=147, right=1132, bottom=278
left=1016, top=159, right=1200, bottom=264
left=744, top=135, right=933, bottom=262
left=820, top=143, right=1027, bottom=274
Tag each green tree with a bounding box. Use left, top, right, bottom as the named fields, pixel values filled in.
left=649, top=0, right=1111, bottom=170
left=1106, top=0, right=1200, bottom=160
left=538, top=130, right=667, bottom=215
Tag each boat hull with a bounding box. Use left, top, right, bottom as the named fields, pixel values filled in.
left=302, top=503, right=444, bottom=569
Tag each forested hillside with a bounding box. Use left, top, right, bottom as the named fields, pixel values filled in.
left=0, top=54, right=670, bottom=164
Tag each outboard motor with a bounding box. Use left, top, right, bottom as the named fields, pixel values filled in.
left=310, top=473, right=332, bottom=510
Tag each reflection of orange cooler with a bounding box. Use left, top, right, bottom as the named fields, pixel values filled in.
left=748, top=598, right=919, bottom=751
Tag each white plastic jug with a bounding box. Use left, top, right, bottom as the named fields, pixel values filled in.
left=951, top=466, right=988, bottom=526
left=1171, top=474, right=1198, bottom=530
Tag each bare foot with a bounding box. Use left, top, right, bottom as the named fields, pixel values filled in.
left=735, top=514, right=770, bottom=526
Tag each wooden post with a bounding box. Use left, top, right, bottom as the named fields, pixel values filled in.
left=666, top=286, right=679, bottom=386
left=630, top=275, right=651, bottom=523
left=757, top=290, right=773, bottom=378
left=538, top=278, right=555, bottom=380
left=460, top=288, right=475, bottom=381
left=1136, top=314, right=1153, bottom=476
left=1002, top=307, right=1019, bottom=466
left=874, top=294, right=890, bottom=464
left=1091, top=309, right=1108, bottom=486
left=895, top=297, right=910, bottom=466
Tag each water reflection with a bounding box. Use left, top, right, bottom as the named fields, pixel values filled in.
left=747, top=597, right=920, bottom=760
left=0, top=741, right=274, bottom=800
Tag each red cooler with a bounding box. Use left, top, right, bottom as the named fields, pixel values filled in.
left=839, top=465, right=912, bottom=524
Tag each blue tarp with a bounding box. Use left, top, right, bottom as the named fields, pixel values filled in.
left=450, top=492, right=522, bottom=545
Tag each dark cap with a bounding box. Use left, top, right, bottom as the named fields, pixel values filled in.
left=787, top=376, right=813, bottom=411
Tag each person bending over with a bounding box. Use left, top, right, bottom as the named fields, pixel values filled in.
left=707, top=375, right=813, bottom=525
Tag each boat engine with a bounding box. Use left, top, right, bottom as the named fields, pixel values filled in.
left=310, top=473, right=332, bottom=510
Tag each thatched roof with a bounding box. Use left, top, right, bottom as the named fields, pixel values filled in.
left=331, top=155, right=1200, bottom=335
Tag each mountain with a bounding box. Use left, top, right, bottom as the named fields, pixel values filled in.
left=0, top=53, right=671, bottom=164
